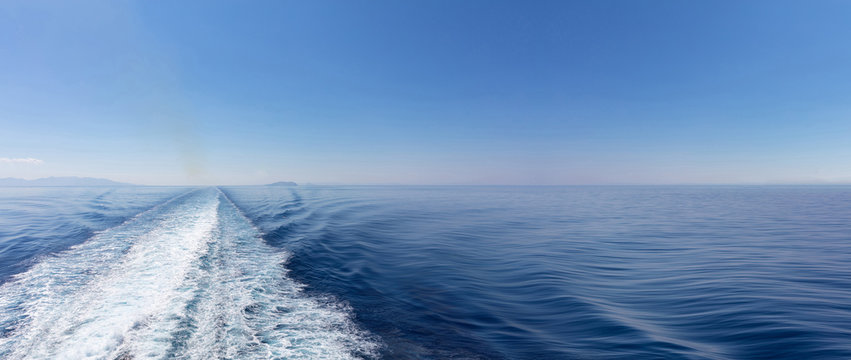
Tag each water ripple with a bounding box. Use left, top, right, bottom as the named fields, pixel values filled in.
left=223, top=185, right=851, bottom=359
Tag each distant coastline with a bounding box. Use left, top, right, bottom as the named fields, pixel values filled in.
left=266, top=181, right=298, bottom=186
left=0, top=177, right=132, bottom=187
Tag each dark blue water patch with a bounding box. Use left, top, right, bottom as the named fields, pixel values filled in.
left=223, top=185, right=851, bottom=359
left=284, top=230, right=508, bottom=359
left=262, top=222, right=303, bottom=247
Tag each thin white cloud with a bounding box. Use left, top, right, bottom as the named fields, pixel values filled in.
left=0, top=157, right=44, bottom=165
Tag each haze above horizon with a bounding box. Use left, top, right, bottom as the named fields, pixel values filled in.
left=2, top=1, right=850, bottom=186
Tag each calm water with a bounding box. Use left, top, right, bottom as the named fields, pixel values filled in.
left=0, top=186, right=850, bottom=359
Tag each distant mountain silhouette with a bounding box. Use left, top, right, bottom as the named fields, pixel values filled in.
left=0, top=176, right=133, bottom=187
left=266, top=181, right=298, bottom=186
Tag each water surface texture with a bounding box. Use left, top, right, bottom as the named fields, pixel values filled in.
left=1, top=186, right=851, bottom=359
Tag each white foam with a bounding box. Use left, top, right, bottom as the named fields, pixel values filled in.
left=0, top=188, right=378, bottom=359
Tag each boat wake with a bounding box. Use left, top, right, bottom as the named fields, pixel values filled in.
left=0, top=188, right=377, bottom=360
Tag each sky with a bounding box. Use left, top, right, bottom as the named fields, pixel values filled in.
left=1, top=0, right=850, bottom=185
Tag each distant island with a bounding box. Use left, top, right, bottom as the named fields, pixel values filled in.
left=267, top=181, right=298, bottom=186
left=0, top=176, right=133, bottom=187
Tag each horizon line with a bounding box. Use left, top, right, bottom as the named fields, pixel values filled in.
left=3, top=176, right=851, bottom=187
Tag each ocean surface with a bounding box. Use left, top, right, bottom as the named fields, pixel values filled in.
left=0, top=186, right=850, bottom=359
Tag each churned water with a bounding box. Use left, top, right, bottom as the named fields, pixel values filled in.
left=1, top=185, right=850, bottom=359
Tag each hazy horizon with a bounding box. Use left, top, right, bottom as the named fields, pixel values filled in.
left=2, top=1, right=850, bottom=186
left=4, top=175, right=851, bottom=187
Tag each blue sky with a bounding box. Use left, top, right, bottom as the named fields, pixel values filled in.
left=1, top=1, right=850, bottom=185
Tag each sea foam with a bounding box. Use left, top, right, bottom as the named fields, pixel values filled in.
left=0, top=188, right=377, bottom=359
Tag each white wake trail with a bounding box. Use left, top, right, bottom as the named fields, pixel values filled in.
left=0, top=188, right=378, bottom=360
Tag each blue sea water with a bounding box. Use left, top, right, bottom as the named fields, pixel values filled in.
left=1, top=186, right=850, bottom=359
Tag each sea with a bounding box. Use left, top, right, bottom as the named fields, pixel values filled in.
left=0, top=185, right=849, bottom=359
